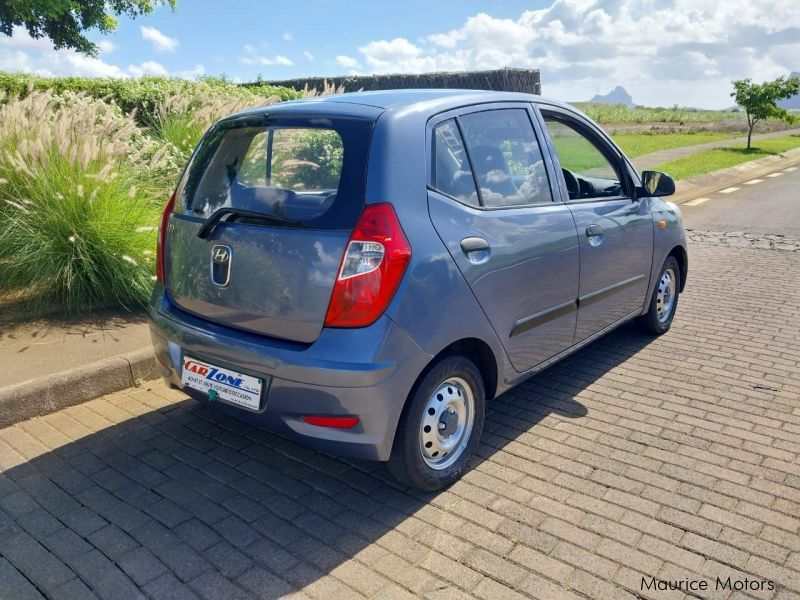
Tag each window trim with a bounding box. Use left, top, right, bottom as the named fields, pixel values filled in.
left=426, top=102, right=558, bottom=211
left=536, top=104, right=636, bottom=204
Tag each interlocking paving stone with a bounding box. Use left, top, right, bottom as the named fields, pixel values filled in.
left=117, top=546, right=169, bottom=587
left=1, top=242, right=799, bottom=598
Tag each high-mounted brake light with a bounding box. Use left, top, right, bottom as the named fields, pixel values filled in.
left=324, top=203, right=411, bottom=328
left=156, top=191, right=176, bottom=283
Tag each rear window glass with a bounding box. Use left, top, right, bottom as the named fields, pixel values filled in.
left=432, top=119, right=479, bottom=207
left=179, top=115, right=371, bottom=229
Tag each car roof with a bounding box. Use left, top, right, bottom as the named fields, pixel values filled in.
left=238, top=89, right=573, bottom=117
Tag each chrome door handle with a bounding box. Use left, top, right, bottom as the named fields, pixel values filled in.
left=461, top=237, right=490, bottom=253
left=460, top=237, right=491, bottom=264
left=585, top=225, right=603, bottom=237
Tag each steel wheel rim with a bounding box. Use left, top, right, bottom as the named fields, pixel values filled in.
left=419, top=377, right=475, bottom=470
left=656, top=267, right=677, bottom=324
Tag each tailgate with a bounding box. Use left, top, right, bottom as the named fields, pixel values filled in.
left=163, top=109, right=375, bottom=343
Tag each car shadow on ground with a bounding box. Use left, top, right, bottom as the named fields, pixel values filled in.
left=0, top=322, right=657, bottom=598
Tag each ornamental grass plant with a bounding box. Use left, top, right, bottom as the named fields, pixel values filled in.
left=0, top=91, right=181, bottom=315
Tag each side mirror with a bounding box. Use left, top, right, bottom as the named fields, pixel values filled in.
left=640, top=171, right=675, bottom=197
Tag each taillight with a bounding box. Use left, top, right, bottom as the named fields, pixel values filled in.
left=156, top=191, right=176, bottom=283
left=324, top=203, right=411, bottom=328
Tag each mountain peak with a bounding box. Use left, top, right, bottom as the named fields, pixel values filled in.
left=778, top=71, right=800, bottom=110
left=589, top=86, right=635, bottom=107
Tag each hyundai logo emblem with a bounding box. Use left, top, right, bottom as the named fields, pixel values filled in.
left=210, top=244, right=232, bottom=287
left=212, top=246, right=230, bottom=263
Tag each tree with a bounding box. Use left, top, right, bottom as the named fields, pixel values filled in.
left=731, top=76, right=800, bottom=149
left=0, top=0, right=176, bottom=56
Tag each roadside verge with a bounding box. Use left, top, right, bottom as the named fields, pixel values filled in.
left=668, top=146, right=800, bottom=204
left=0, top=348, right=157, bottom=428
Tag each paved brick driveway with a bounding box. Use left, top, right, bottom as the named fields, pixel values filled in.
left=1, top=241, right=799, bottom=600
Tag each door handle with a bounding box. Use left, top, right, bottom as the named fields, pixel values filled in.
left=585, top=224, right=603, bottom=237
left=585, top=224, right=604, bottom=247
left=460, top=237, right=491, bottom=264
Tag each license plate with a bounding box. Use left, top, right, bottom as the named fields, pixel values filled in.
left=181, top=357, right=263, bottom=411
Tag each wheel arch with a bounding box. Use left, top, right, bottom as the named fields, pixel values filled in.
left=668, top=244, right=688, bottom=292
left=419, top=337, right=499, bottom=404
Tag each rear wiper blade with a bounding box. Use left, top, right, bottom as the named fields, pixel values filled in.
left=197, top=207, right=306, bottom=239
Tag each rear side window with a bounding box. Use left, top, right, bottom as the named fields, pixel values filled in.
left=458, top=109, right=552, bottom=207
left=432, top=120, right=479, bottom=207
left=179, top=116, right=371, bottom=230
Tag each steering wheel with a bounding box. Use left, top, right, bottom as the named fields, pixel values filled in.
left=561, top=168, right=579, bottom=199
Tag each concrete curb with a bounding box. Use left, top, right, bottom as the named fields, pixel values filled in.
left=0, top=347, right=157, bottom=428
left=671, top=146, right=800, bottom=204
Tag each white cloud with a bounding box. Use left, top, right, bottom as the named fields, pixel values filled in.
left=175, top=64, right=205, bottom=79
left=0, top=28, right=125, bottom=77
left=282, top=32, right=293, bottom=41
left=0, top=27, right=202, bottom=80
left=127, top=60, right=168, bottom=77
left=352, top=0, right=800, bottom=108
left=240, top=45, right=294, bottom=66
left=303, top=50, right=314, bottom=61
left=96, top=40, right=117, bottom=54
left=336, top=55, right=360, bottom=69
left=140, top=26, right=179, bottom=53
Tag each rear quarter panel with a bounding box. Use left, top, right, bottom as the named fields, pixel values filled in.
left=366, top=107, right=514, bottom=395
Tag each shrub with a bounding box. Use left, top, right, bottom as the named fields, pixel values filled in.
left=0, top=91, right=179, bottom=314
left=146, top=91, right=280, bottom=159
left=272, top=129, right=344, bottom=190
left=0, top=72, right=301, bottom=125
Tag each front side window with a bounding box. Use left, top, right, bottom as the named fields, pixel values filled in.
left=458, top=109, right=552, bottom=207
left=543, top=115, right=624, bottom=200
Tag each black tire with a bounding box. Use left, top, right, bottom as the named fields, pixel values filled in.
left=637, top=255, right=681, bottom=335
left=388, top=355, right=486, bottom=492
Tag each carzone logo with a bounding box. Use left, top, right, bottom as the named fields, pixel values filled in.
left=184, top=360, right=246, bottom=389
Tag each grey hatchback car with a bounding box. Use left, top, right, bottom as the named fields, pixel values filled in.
left=149, top=90, right=687, bottom=491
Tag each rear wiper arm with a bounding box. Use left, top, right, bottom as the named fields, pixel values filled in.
left=197, top=207, right=305, bottom=239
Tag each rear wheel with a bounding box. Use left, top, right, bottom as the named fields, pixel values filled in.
left=388, top=356, right=485, bottom=491
left=637, top=255, right=680, bottom=335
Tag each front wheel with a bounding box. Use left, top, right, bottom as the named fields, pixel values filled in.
left=637, top=255, right=680, bottom=335
left=388, top=356, right=485, bottom=492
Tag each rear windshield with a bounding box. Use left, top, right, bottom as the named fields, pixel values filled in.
left=177, top=115, right=372, bottom=229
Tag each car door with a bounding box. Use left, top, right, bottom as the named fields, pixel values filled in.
left=427, top=104, right=581, bottom=373
left=537, top=105, right=654, bottom=342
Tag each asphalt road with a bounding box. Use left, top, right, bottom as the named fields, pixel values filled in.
left=680, top=161, right=800, bottom=236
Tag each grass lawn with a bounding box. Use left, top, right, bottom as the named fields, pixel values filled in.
left=612, top=132, right=738, bottom=158
left=651, top=135, right=800, bottom=180
left=574, top=103, right=747, bottom=124
left=547, top=131, right=741, bottom=172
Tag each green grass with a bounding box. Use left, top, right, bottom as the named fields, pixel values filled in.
left=612, top=132, right=739, bottom=158
left=651, top=135, right=800, bottom=180
left=0, top=92, right=170, bottom=315
left=574, top=103, right=746, bottom=124
left=548, top=131, right=741, bottom=173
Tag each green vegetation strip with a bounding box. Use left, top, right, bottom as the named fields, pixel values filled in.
left=550, top=132, right=741, bottom=172
left=574, top=102, right=746, bottom=124
left=612, top=132, right=738, bottom=158
left=650, top=135, right=800, bottom=180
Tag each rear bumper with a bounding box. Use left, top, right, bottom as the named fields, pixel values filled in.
left=148, top=286, right=432, bottom=461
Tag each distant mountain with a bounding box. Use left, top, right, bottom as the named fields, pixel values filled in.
left=778, top=72, right=800, bottom=110
left=589, top=86, right=635, bottom=107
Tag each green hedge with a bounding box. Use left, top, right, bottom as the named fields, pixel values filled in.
left=0, top=72, right=301, bottom=125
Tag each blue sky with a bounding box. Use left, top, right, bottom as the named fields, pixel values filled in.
left=1, top=0, right=797, bottom=108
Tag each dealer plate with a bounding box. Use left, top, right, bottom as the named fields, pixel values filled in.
left=181, top=357, right=263, bottom=411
